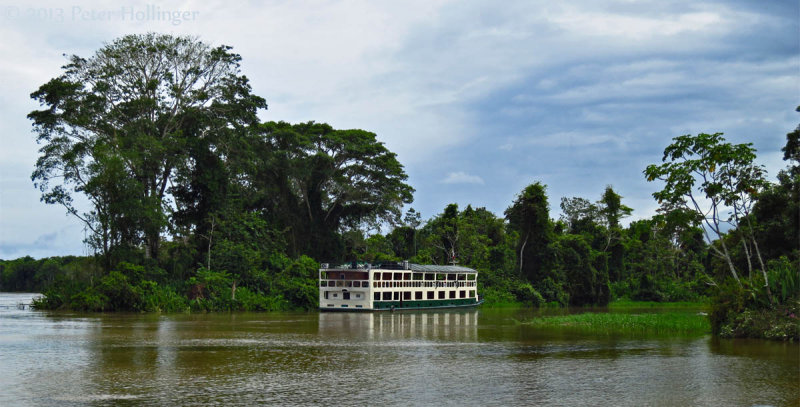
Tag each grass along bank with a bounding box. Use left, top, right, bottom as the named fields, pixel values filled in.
left=608, top=299, right=709, bottom=309
left=520, top=310, right=710, bottom=336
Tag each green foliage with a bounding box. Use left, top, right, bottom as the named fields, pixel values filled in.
left=551, top=234, right=610, bottom=306
left=535, top=277, right=570, bottom=306
left=479, top=287, right=521, bottom=307
left=97, top=271, right=141, bottom=311
left=68, top=288, right=107, bottom=312
left=510, top=283, right=544, bottom=307
left=709, top=270, right=799, bottom=341
left=608, top=299, right=707, bottom=309
left=521, top=310, right=710, bottom=336
left=29, top=33, right=266, bottom=265
left=644, top=132, right=769, bottom=288
left=766, top=257, right=799, bottom=304
left=272, top=256, right=319, bottom=310
left=505, top=182, right=554, bottom=282
left=137, top=281, right=189, bottom=313
left=251, top=121, right=414, bottom=260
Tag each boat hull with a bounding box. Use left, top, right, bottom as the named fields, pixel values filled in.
left=319, top=299, right=484, bottom=312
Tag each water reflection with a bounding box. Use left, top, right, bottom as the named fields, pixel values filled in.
left=319, top=310, right=479, bottom=342
left=1, top=293, right=798, bottom=407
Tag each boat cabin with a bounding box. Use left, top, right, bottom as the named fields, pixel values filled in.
left=319, top=261, right=480, bottom=311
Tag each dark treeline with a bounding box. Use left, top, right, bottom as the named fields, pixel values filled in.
left=2, top=34, right=797, bottom=340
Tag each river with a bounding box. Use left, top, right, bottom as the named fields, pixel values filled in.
left=0, top=292, right=797, bottom=406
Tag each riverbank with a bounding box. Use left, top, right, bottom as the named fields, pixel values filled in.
left=713, top=302, right=799, bottom=342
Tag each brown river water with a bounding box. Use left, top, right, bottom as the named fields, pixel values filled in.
left=0, top=292, right=797, bottom=406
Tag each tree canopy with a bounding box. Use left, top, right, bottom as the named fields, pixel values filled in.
left=29, top=33, right=266, bottom=264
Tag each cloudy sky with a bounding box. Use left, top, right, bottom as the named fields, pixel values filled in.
left=0, top=0, right=797, bottom=259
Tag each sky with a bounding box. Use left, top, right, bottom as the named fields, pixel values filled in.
left=0, top=0, right=797, bottom=259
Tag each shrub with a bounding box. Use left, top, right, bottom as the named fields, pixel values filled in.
left=69, top=288, right=107, bottom=312
left=235, top=287, right=288, bottom=311
left=138, top=281, right=188, bottom=313
left=97, top=271, right=142, bottom=311
left=535, top=277, right=569, bottom=306
left=480, top=286, right=519, bottom=307
left=511, top=282, right=544, bottom=307
left=766, top=256, right=800, bottom=304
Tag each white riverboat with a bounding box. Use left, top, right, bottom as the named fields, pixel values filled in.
left=319, top=261, right=482, bottom=311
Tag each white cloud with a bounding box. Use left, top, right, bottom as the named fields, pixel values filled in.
left=528, top=132, right=619, bottom=148
left=442, top=171, right=485, bottom=185
left=550, top=9, right=726, bottom=40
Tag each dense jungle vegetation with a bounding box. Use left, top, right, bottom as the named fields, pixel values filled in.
left=2, top=34, right=797, bottom=340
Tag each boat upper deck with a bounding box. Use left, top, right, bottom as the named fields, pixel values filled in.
left=320, top=262, right=477, bottom=274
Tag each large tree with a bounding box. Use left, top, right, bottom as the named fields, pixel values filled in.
left=644, top=133, right=769, bottom=293
left=505, top=182, right=554, bottom=282
left=29, top=33, right=265, bottom=265
left=598, top=186, right=632, bottom=281
left=252, top=121, right=414, bottom=260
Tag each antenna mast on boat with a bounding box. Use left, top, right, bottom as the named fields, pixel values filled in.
left=449, top=248, right=458, bottom=266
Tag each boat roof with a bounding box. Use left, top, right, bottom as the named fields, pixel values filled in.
left=322, top=262, right=478, bottom=273
left=407, top=264, right=477, bottom=273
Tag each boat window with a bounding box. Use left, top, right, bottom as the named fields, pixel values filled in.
left=457, top=274, right=466, bottom=280
left=320, top=281, right=327, bottom=287
left=383, top=272, right=392, bottom=280
left=393, top=273, right=402, bottom=280
left=425, top=273, right=434, bottom=281
left=427, top=292, right=434, bottom=300
left=447, top=274, right=456, bottom=280
left=403, top=273, right=411, bottom=280
left=374, top=292, right=380, bottom=301
left=332, top=293, right=338, bottom=298
left=340, top=273, right=345, bottom=279
left=403, top=292, right=411, bottom=300
left=438, top=291, right=445, bottom=299
left=415, top=292, right=422, bottom=300
left=449, top=291, right=456, bottom=299
left=467, top=274, right=476, bottom=280
left=459, top=291, right=466, bottom=298
left=413, top=273, right=422, bottom=280
left=383, top=292, right=392, bottom=300
left=343, top=292, right=350, bottom=300
left=324, top=291, right=329, bottom=299
left=393, top=292, right=399, bottom=301
left=469, top=290, right=475, bottom=298
left=355, top=294, right=361, bottom=299
left=436, top=273, right=446, bottom=281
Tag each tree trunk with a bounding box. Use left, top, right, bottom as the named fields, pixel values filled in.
left=519, top=233, right=529, bottom=275
left=718, top=237, right=741, bottom=286
left=207, top=217, right=216, bottom=270
left=740, top=237, right=753, bottom=279
left=751, top=235, right=773, bottom=305
left=145, top=233, right=160, bottom=260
